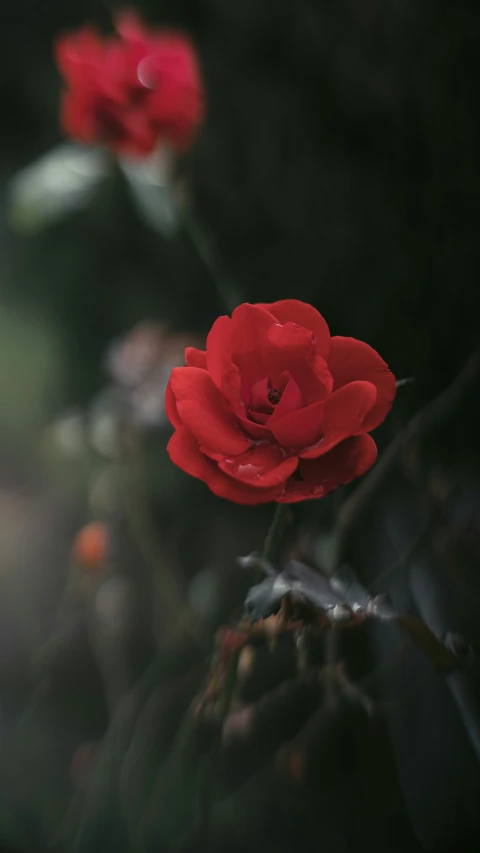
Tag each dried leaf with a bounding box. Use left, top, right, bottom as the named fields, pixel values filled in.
left=397, top=615, right=459, bottom=670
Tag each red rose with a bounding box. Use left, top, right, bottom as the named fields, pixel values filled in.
left=55, top=11, right=204, bottom=157
left=166, top=301, right=396, bottom=505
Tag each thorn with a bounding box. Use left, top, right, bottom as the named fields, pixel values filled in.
left=396, top=377, right=415, bottom=389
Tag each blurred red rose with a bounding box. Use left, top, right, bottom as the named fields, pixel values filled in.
left=55, top=11, right=204, bottom=157
left=166, top=300, right=396, bottom=505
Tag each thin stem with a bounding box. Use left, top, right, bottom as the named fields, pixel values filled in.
left=371, top=520, right=432, bottom=592
left=329, top=348, right=480, bottom=574
left=115, top=426, right=207, bottom=652
left=262, top=503, right=289, bottom=566
left=322, top=349, right=480, bottom=690
left=209, top=506, right=290, bottom=730
left=179, top=206, right=243, bottom=313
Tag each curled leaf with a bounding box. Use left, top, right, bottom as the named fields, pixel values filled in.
left=245, top=560, right=460, bottom=670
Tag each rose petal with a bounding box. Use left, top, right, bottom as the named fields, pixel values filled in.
left=301, top=433, right=378, bottom=486
left=267, top=321, right=315, bottom=358
left=299, top=381, right=377, bottom=458
left=269, top=373, right=303, bottom=419
left=211, top=304, right=321, bottom=406
left=264, top=323, right=331, bottom=401
left=217, top=443, right=298, bottom=488
left=250, top=377, right=273, bottom=414
left=169, top=366, right=250, bottom=456
left=207, top=304, right=332, bottom=408
left=55, top=28, right=104, bottom=86
left=277, top=435, right=378, bottom=503
left=247, top=410, right=271, bottom=425
left=258, top=321, right=332, bottom=405
left=228, top=304, right=280, bottom=397
left=206, top=315, right=242, bottom=403
left=114, top=10, right=146, bottom=40
left=248, top=373, right=303, bottom=423
left=185, top=347, right=207, bottom=369
left=165, top=378, right=183, bottom=429
left=235, top=411, right=272, bottom=440
left=328, top=337, right=396, bottom=432
left=306, top=356, right=334, bottom=403
left=258, top=299, right=331, bottom=360
left=167, top=429, right=282, bottom=505
left=269, top=401, right=325, bottom=449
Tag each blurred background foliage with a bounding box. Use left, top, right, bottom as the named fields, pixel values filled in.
left=1, top=1, right=480, bottom=852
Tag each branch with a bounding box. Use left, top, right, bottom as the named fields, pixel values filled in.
left=329, top=348, right=480, bottom=573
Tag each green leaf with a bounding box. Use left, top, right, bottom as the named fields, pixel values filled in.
left=8, top=144, right=108, bottom=233
left=119, top=149, right=179, bottom=237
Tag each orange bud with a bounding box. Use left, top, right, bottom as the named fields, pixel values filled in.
left=287, top=750, right=306, bottom=784
left=72, top=522, right=109, bottom=571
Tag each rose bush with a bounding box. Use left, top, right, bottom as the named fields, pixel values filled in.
left=55, top=12, right=204, bottom=157
left=166, top=301, right=396, bottom=504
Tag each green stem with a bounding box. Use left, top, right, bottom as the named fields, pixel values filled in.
left=179, top=206, right=243, bottom=313
left=262, top=503, right=289, bottom=566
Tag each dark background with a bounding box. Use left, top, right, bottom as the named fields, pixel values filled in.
left=1, top=0, right=479, bottom=405
left=0, top=1, right=479, bottom=852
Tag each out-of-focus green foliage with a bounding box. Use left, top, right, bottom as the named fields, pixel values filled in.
left=0, top=301, right=64, bottom=442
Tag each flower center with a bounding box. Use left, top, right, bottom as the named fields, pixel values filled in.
left=93, top=100, right=127, bottom=143
left=246, top=372, right=302, bottom=426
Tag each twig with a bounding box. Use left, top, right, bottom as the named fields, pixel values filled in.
left=371, top=519, right=433, bottom=592
left=329, top=348, right=480, bottom=573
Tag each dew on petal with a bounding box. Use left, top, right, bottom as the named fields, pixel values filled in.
left=219, top=441, right=294, bottom=486
left=308, top=434, right=325, bottom=450
left=137, top=56, right=157, bottom=89
left=223, top=460, right=264, bottom=479
left=291, top=434, right=324, bottom=456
